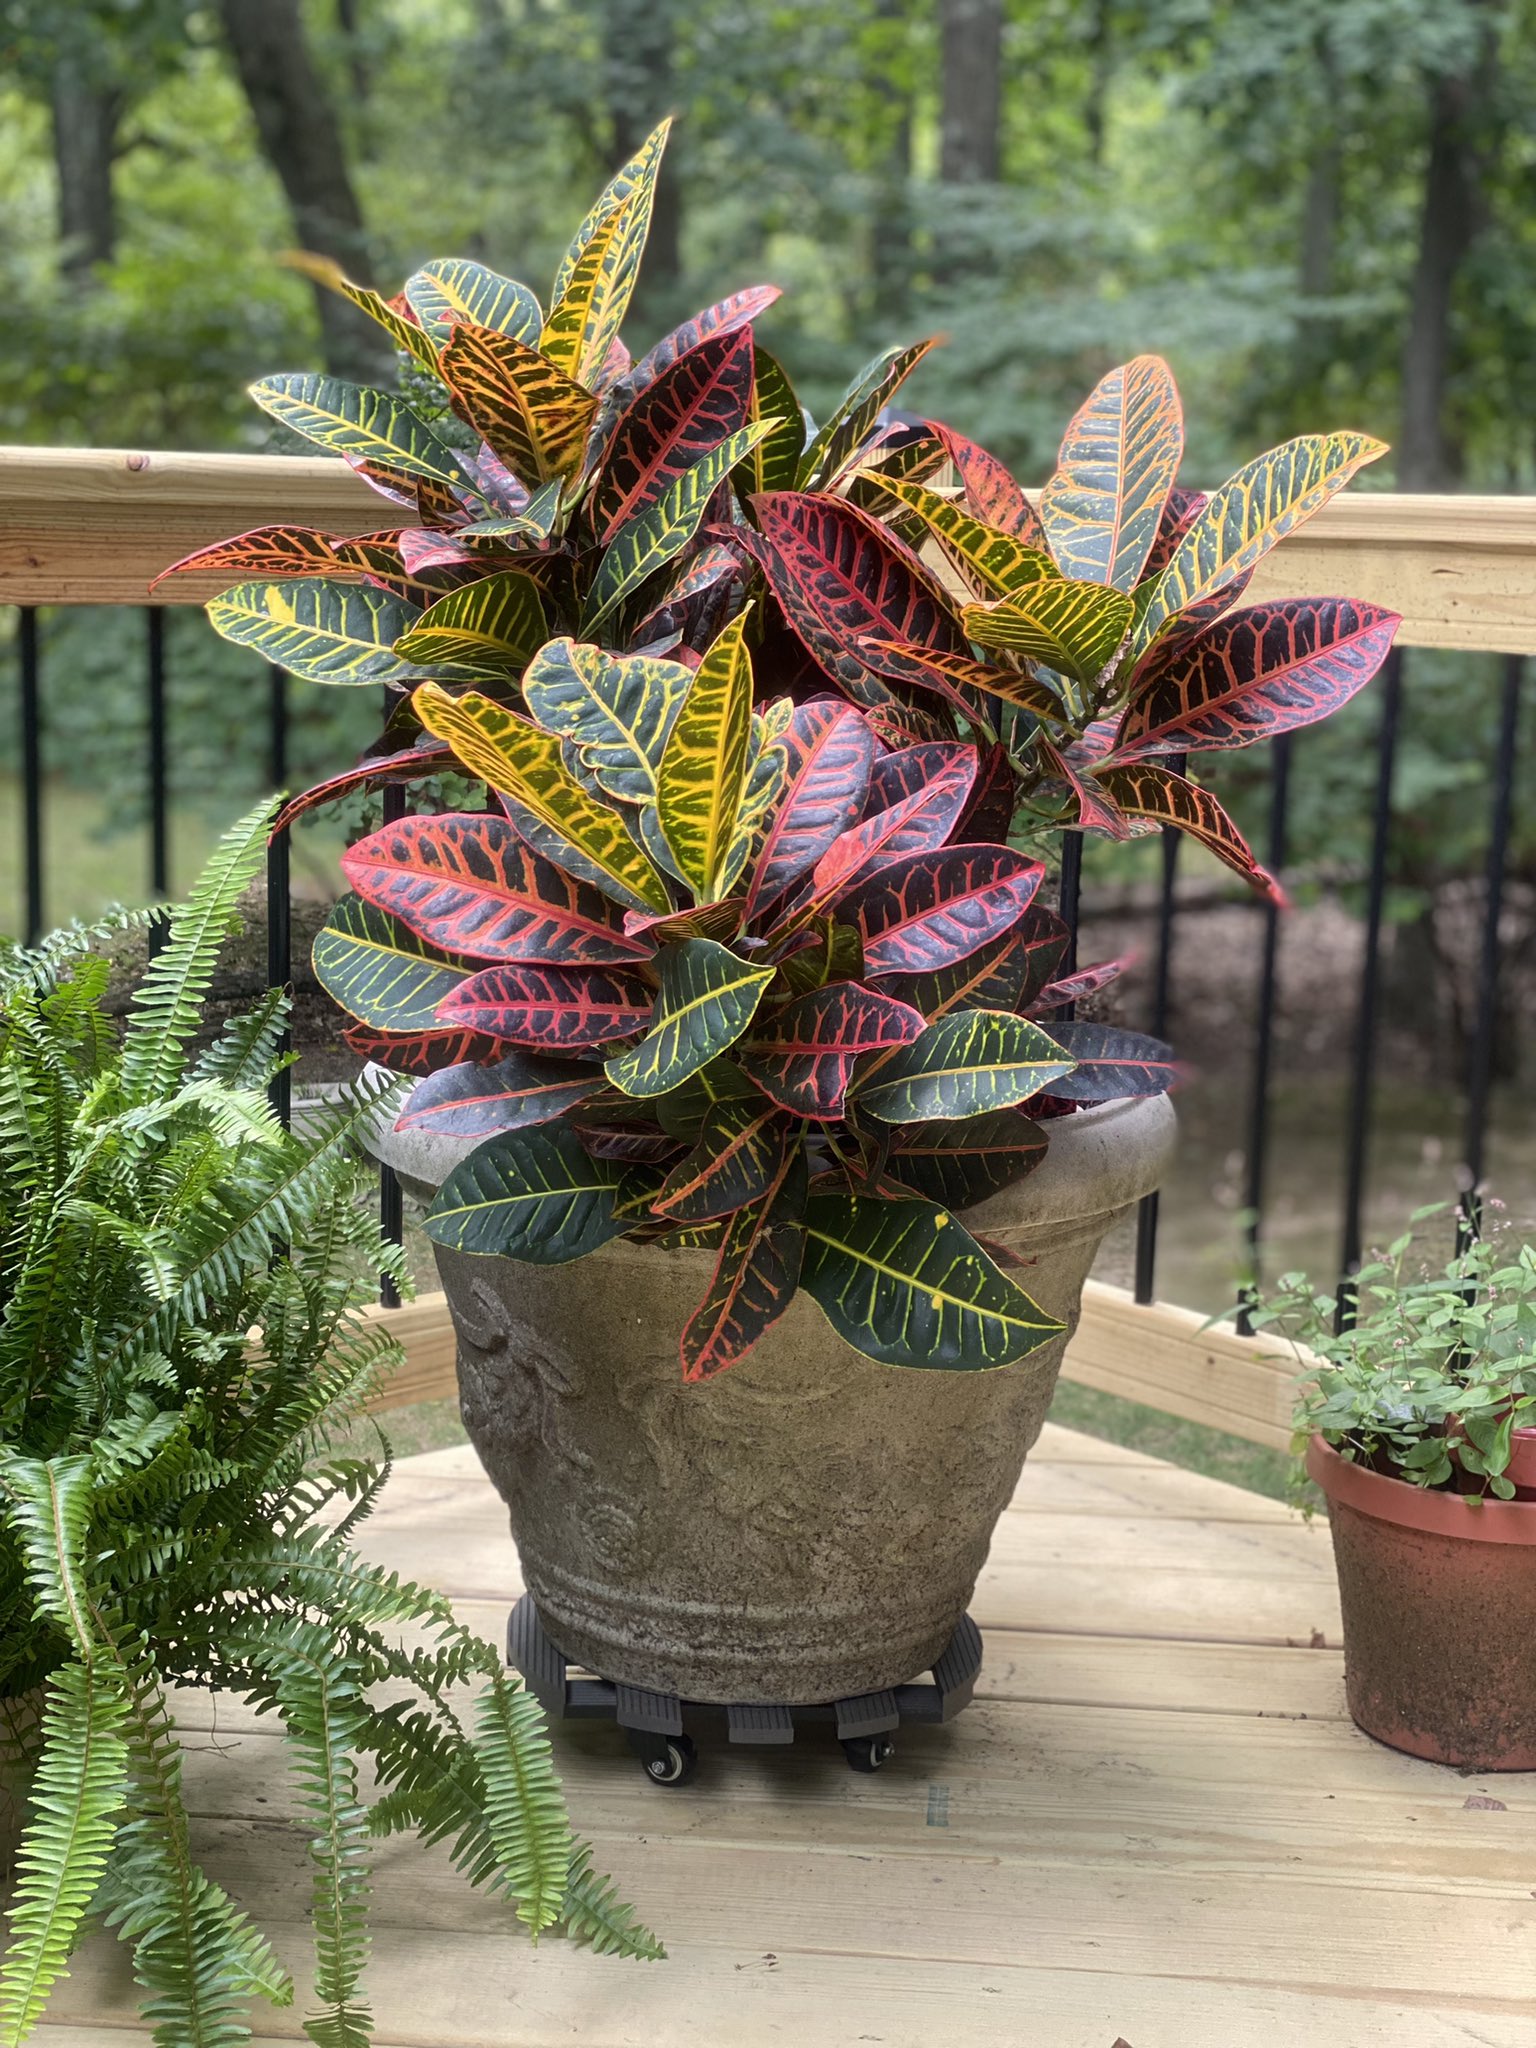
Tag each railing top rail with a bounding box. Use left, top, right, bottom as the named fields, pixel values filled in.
left=4, top=443, right=1536, bottom=650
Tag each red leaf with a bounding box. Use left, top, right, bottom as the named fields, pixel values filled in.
left=1111, top=598, right=1401, bottom=759
left=1034, top=736, right=1135, bottom=840
left=592, top=325, right=755, bottom=542
left=865, top=742, right=976, bottom=814
left=743, top=701, right=878, bottom=921
left=341, top=812, right=654, bottom=965
left=751, top=491, right=967, bottom=708
left=929, top=422, right=1047, bottom=545
left=1093, top=762, right=1286, bottom=903
left=679, top=1150, right=807, bottom=1380
left=437, top=962, right=655, bottom=1047
left=655, top=1098, right=794, bottom=1220
left=838, top=845, right=1045, bottom=976
left=1044, top=1021, right=1180, bottom=1100
left=342, top=1021, right=503, bottom=1075
left=801, top=754, right=977, bottom=910
left=602, top=287, right=782, bottom=428
left=955, top=743, right=1016, bottom=842
left=394, top=1051, right=603, bottom=1135
left=740, top=981, right=924, bottom=1117
left=151, top=524, right=357, bottom=591
left=1140, top=485, right=1206, bottom=581
left=272, top=744, right=451, bottom=835
left=1014, top=905, right=1071, bottom=1009
left=1027, top=954, right=1131, bottom=1013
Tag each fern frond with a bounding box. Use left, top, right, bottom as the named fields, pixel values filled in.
left=0, top=1454, right=98, bottom=1658
left=471, top=1676, right=573, bottom=1935
left=0, top=1663, right=130, bottom=2045
left=0, top=905, right=160, bottom=999
left=561, top=1844, right=666, bottom=1961
left=99, top=1629, right=293, bottom=2048
left=248, top=1625, right=373, bottom=2048
left=191, top=989, right=291, bottom=1088
left=118, top=803, right=274, bottom=1109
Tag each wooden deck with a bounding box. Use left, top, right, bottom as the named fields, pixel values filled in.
left=33, top=1424, right=1535, bottom=2047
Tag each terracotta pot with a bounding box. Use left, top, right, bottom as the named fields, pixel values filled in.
left=1307, top=1436, right=1536, bottom=1769
left=375, top=1091, right=1176, bottom=1705
left=0, top=1687, right=44, bottom=1886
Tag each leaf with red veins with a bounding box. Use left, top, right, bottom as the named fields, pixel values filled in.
left=436, top=962, right=655, bottom=1048
left=342, top=812, right=654, bottom=965
left=838, top=845, right=1045, bottom=977
left=928, top=421, right=1047, bottom=544
left=679, top=1149, right=807, bottom=1381
left=750, top=490, right=968, bottom=709
left=742, top=701, right=878, bottom=921
left=1111, top=598, right=1400, bottom=759
left=739, top=981, right=924, bottom=1117
left=796, top=754, right=978, bottom=914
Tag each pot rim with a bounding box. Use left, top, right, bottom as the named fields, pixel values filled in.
left=1306, top=1433, right=1536, bottom=1545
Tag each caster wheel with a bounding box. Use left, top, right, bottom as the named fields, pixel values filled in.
left=638, top=1733, right=697, bottom=1786
left=841, top=1735, right=895, bottom=1773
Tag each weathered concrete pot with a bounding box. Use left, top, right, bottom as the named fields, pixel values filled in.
left=1307, top=1436, right=1536, bottom=1769
left=377, top=1092, right=1175, bottom=1704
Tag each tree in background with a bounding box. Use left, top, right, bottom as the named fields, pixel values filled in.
left=217, top=0, right=387, bottom=378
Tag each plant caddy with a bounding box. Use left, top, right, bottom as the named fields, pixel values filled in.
left=179, top=120, right=1402, bottom=1783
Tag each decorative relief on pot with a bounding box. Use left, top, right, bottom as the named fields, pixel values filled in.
left=447, top=1276, right=655, bottom=1579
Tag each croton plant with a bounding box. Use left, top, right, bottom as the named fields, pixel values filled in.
left=166, top=121, right=1401, bottom=1379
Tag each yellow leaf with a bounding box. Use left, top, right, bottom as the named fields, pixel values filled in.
left=657, top=612, right=755, bottom=903
left=411, top=683, right=670, bottom=913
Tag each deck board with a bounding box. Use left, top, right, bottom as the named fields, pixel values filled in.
left=29, top=1424, right=1535, bottom=2047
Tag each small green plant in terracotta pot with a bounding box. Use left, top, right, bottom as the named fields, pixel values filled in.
left=1252, top=1215, right=1536, bottom=1768
left=175, top=121, right=1403, bottom=1711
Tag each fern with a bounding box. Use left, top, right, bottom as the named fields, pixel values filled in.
left=0, top=835, right=659, bottom=2045
left=472, top=1676, right=573, bottom=1935
left=561, top=1846, right=666, bottom=1962
left=118, top=802, right=272, bottom=1109
left=0, top=1665, right=129, bottom=2045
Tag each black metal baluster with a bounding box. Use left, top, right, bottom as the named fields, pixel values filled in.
left=1458, top=653, right=1524, bottom=1246
left=1336, top=647, right=1406, bottom=1329
left=1057, top=830, right=1083, bottom=995
left=18, top=609, right=43, bottom=946
left=146, top=607, right=170, bottom=957
left=1134, top=766, right=1184, bottom=1306
left=378, top=697, right=407, bottom=1309
left=266, top=666, right=292, bottom=1131
left=1237, top=734, right=1293, bottom=1335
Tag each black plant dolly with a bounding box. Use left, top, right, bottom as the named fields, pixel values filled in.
left=507, top=1594, right=982, bottom=1786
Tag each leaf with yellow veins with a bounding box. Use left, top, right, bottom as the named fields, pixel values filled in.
left=657, top=611, right=755, bottom=903
left=411, top=682, right=671, bottom=914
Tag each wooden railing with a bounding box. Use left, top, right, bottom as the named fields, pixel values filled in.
left=5, top=444, right=1532, bottom=1448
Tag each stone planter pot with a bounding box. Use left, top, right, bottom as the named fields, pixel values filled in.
left=1, top=1688, right=44, bottom=1886
left=375, top=1090, right=1175, bottom=1705
left=1307, top=1436, right=1536, bottom=1769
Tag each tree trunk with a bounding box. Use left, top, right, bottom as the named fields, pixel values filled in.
left=868, top=0, right=914, bottom=326
left=1083, top=0, right=1113, bottom=167
left=1299, top=140, right=1340, bottom=301
left=50, top=56, right=120, bottom=279
left=600, top=0, right=680, bottom=319
left=939, top=0, right=1002, bottom=185
left=1397, top=24, right=1497, bottom=490
left=218, top=0, right=386, bottom=380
